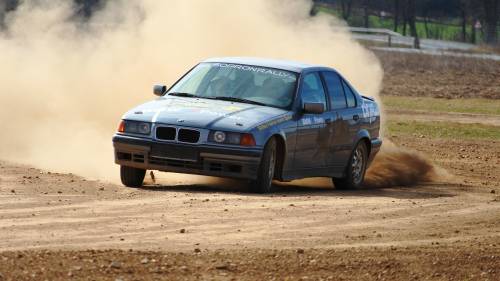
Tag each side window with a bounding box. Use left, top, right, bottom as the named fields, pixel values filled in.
left=301, top=72, right=327, bottom=110
left=342, top=80, right=357, bottom=108
left=322, top=72, right=347, bottom=110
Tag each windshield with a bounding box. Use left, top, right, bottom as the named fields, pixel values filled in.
left=167, top=62, right=298, bottom=108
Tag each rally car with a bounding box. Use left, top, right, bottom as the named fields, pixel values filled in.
left=113, top=57, right=382, bottom=193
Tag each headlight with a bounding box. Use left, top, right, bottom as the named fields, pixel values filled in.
left=209, top=131, right=255, bottom=146
left=118, top=120, right=151, bottom=135
left=213, top=131, right=226, bottom=143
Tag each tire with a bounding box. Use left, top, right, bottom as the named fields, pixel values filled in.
left=333, top=141, right=368, bottom=190
left=250, top=138, right=277, bottom=193
left=120, top=165, right=146, bottom=188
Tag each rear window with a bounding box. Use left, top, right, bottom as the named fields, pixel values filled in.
left=342, top=80, right=357, bottom=108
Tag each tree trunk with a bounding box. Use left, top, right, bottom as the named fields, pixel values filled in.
left=482, top=0, right=499, bottom=44
left=471, top=18, right=477, bottom=44
left=424, top=17, right=429, bottom=38
left=363, top=0, right=369, bottom=28
left=401, top=0, right=408, bottom=36
left=407, top=0, right=420, bottom=48
left=341, top=0, right=353, bottom=21
left=460, top=3, right=467, bottom=42
left=393, top=0, right=400, bottom=32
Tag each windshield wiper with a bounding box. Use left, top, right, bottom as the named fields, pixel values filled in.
left=213, top=96, right=267, bottom=106
left=168, top=92, right=198, bottom=98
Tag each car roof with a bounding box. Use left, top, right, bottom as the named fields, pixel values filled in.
left=202, top=57, right=332, bottom=73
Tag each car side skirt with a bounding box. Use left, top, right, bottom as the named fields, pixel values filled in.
left=280, top=167, right=345, bottom=181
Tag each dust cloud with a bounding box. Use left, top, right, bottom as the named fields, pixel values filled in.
left=364, top=140, right=437, bottom=188
left=0, top=0, right=435, bottom=187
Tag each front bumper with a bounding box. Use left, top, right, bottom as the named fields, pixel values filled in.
left=113, top=135, right=263, bottom=180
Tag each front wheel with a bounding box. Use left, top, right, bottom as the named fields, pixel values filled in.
left=250, top=138, right=277, bottom=193
left=333, top=141, right=368, bottom=190
left=120, top=166, right=146, bottom=187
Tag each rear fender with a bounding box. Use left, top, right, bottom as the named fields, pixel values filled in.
left=354, top=129, right=371, bottom=154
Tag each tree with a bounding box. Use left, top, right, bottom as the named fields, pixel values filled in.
left=0, top=0, right=18, bottom=29
left=482, top=0, right=499, bottom=44
left=74, top=0, right=102, bottom=17
left=362, top=0, right=370, bottom=28
left=341, top=0, right=354, bottom=20
left=406, top=0, right=420, bottom=48
left=459, top=1, right=467, bottom=42
left=393, top=0, right=400, bottom=31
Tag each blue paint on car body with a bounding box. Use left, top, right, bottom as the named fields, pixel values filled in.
left=113, top=57, right=382, bottom=191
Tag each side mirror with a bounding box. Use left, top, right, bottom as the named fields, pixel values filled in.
left=303, top=102, right=325, bottom=114
left=153, top=84, right=167, bottom=96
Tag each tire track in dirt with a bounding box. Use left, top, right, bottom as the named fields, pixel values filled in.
left=1, top=163, right=499, bottom=252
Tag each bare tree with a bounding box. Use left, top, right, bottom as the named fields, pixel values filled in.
left=401, top=1, right=408, bottom=36
left=482, top=0, right=499, bottom=44
left=393, top=0, right=400, bottom=31
left=363, top=0, right=370, bottom=28
left=406, top=0, right=420, bottom=48
left=341, top=0, right=354, bottom=20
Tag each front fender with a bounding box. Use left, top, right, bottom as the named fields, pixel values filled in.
left=250, top=116, right=296, bottom=180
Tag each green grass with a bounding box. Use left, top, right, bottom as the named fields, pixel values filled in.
left=387, top=120, right=500, bottom=140
left=382, top=96, right=500, bottom=116
left=315, top=5, right=494, bottom=43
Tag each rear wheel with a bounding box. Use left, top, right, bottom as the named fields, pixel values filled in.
left=250, top=138, right=277, bottom=193
left=333, top=141, right=368, bottom=190
left=120, top=166, right=146, bottom=188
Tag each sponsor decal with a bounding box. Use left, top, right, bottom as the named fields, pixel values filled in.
left=218, top=63, right=295, bottom=79
left=257, top=115, right=292, bottom=130
left=300, top=116, right=324, bottom=126
left=361, top=102, right=379, bottom=123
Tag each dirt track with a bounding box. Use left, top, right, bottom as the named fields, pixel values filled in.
left=0, top=132, right=499, bottom=251
left=1, top=132, right=499, bottom=279
left=1, top=161, right=497, bottom=252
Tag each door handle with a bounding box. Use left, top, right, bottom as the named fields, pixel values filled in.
left=353, top=115, right=359, bottom=121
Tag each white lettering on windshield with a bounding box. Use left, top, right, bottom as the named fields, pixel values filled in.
left=218, top=63, right=295, bottom=79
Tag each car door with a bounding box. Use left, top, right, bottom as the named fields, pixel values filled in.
left=293, top=72, right=329, bottom=170
left=321, top=71, right=352, bottom=169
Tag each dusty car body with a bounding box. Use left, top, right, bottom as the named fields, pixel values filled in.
left=113, top=57, right=382, bottom=192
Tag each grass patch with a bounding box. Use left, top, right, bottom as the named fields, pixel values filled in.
left=387, top=120, right=500, bottom=140
left=315, top=4, right=497, bottom=43
left=382, top=96, right=500, bottom=116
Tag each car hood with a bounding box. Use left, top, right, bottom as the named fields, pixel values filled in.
left=123, top=96, right=288, bottom=131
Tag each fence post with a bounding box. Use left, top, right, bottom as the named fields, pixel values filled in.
left=388, top=34, right=392, bottom=47
left=413, top=36, right=420, bottom=49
